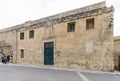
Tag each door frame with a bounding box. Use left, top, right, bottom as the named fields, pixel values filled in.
left=44, top=42, right=54, bottom=65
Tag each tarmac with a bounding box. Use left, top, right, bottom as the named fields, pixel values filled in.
left=0, top=63, right=120, bottom=81
left=3, top=63, right=120, bottom=75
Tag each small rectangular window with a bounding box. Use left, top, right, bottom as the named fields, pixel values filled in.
left=67, top=22, right=75, bottom=32
left=20, top=32, right=24, bottom=40
left=86, top=18, right=94, bottom=30
left=29, top=30, right=34, bottom=38
left=20, top=49, right=24, bottom=58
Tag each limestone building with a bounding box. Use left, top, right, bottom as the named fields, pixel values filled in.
left=114, top=36, right=120, bottom=71
left=0, top=1, right=114, bottom=71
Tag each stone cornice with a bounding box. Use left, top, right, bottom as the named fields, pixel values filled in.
left=28, top=6, right=113, bottom=29
left=31, top=8, right=104, bottom=27
left=114, top=36, right=120, bottom=42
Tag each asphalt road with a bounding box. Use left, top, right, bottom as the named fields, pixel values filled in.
left=81, top=72, right=120, bottom=81
left=0, top=64, right=120, bottom=81
left=0, top=64, right=82, bottom=81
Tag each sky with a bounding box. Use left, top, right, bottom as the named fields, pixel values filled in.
left=0, top=0, right=119, bottom=36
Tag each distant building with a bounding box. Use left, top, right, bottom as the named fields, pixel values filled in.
left=114, top=36, right=120, bottom=71
left=0, top=1, right=115, bottom=71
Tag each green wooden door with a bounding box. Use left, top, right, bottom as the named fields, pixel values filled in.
left=44, top=42, right=54, bottom=65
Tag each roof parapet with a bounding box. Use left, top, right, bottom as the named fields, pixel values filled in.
left=32, top=1, right=106, bottom=25
left=24, top=21, right=32, bottom=27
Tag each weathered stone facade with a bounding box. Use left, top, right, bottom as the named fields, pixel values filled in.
left=0, top=1, right=114, bottom=71
left=114, top=36, right=120, bottom=71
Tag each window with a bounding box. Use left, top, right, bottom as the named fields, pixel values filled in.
left=20, top=32, right=24, bottom=40
left=67, top=22, right=75, bottom=32
left=29, top=30, right=34, bottom=38
left=20, top=49, right=24, bottom=58
left=86, top=18, right=94, bottom=30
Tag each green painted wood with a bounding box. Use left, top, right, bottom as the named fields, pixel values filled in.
left=44, top=42, right=54, bottom=65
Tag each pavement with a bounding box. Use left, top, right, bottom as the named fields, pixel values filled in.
left=0, top=63, right=120, bottom=81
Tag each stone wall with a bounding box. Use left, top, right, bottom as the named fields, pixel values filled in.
left=0, top=30, right=17, bottom=63
left=114, top=36, right=120, bottom=70
left=0, top=1, right=114, bottom=71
